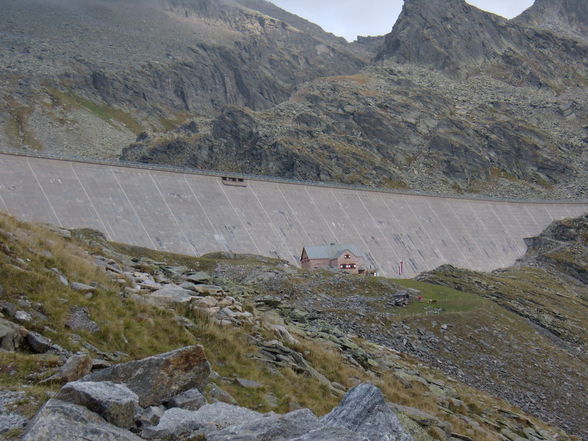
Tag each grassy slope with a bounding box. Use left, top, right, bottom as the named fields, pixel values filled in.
left=0, top=213, right=579, bottom=441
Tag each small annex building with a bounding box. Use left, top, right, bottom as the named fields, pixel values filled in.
left=300, top=244, right=368, bottom=274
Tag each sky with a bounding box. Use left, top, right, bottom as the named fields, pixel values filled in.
left=270, top=0, right=535, bottom=41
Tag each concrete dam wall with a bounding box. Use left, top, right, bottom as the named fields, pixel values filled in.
left=0, top=153, right=586, bottom=277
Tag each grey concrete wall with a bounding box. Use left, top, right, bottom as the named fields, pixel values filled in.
left=0, top=153, right=586, bottom=277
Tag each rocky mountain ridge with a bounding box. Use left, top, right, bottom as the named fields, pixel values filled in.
left=0, top=0, right=367, bottom=157
left=121, top=0, right=588, bottom=199
left=0, top=0, right=587, bottom=197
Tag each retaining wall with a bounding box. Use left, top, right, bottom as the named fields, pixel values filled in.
left=0, top=153, right=586, bottom=277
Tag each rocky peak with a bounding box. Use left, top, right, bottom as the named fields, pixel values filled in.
left=375, top=0, right=510, bottom=74
left=375, top=0, right=588, bottom=89
left=515, top=0, right=588, bottom=44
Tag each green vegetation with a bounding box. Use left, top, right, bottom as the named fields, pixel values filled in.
left=3, top=97, right=43, bottom=150
left=392, top=279, right=485, bottom=315
left=0, top=213, right=581, bottom=441
left=46, top=87, right=142, bottom=134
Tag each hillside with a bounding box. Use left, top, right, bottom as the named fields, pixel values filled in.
left=0, top=0, right=586, bottom=198
left=0, top=0, right=367, bottom=157
left=122, top=0, right=588, bottom=199
left=0, top=213, right=587, bottom=441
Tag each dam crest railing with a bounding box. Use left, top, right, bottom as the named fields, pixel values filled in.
left=0, top=146, right=586, bottom=205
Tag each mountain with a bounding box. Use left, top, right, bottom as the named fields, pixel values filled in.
left=416, top=215, right=588, bottom=438
left=515, top=0, right=588, bottom=44
left=122, top=0, right=588, bottom=199
left=375, top=0, right=588, bottom=88
left=1, top=0, right=587, bottom=198
left=0, top=0, right=367, bottom=157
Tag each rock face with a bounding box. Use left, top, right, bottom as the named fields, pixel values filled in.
left=515, top=0, right=588, bottom=44
left=84, top=345, right=211, bottom=407
left=376, top=0, right=588, bottom=87
left=522, top=213, right=588, bottom=284
left=0, top=0, right=367, bottom=156
left=22, top=399, right=143, bottom=441
left=122, top=0, right=588, bottom=200
left=57, top=381, right=139, bottom=429
left=321, top=384, right=413, bottom=441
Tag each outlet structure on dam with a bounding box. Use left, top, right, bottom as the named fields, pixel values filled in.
left=0, top=152, right=586, bottom=277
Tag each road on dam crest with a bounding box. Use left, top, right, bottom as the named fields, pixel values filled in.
left=0, top=153, right=586, bottom=277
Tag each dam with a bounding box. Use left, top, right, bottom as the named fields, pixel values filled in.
left=0, top=152, right=586, bottom=277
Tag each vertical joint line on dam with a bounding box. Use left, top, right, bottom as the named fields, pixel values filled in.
left=27, top=157, right=63, bottom=227
left=216, top=178, right=262, bottom=256
left=70, top=163, right=113, bottom=241
left=110, top=168, right=158, bottom=250
left=149, top=173, right=199, bottom=256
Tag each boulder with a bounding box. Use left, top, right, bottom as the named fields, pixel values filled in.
left=183, top=272, right=212, bottom=285
left=193, top=296, right=220, bottom=308
left=166, top=388, right=207, bottom=411
left=83, top=345, right=211, bottom=407
left=321, top=384, right=413, bottom=441
left=290, top=427, right=369, bottom=441
left=27, top=331, right=65, bottom=354
left=0, top=318, right=27, bottom=351
left=193, top=285, right=224, bottom=296
left=142, top=403, right=262, bottom=439
left=136, top=406, right=165, bottom=427
left=42, top=353, right=93, bottom=383
left=205, top=383, right=238, bottom=405
left=22, top=399, right=143, bottom=441
left=57, top=381, right=139, bottom=429
left=15, top=310, right=32, bottom=322
left=70, top=282, right=97, bottom=293
left=235, top=378, right=262, bottom=389
left=66, top=307, right=100, bottom=334
left=145, top=286, right=195, bottom=307
left=207, top=408, right=319, bottom=441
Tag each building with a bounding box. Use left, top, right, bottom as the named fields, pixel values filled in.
left=300, top=244, right=369, bottom=274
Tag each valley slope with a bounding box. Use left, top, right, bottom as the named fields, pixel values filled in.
left=0, top=0, right=586, bottom=198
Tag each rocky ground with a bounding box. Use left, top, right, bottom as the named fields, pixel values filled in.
left=0, top=212, right=584, bottom=441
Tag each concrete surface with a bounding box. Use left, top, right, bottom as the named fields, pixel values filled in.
left=0, top=153, right=586, bottom=277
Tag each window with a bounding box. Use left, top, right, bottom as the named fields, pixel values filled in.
left=344, top=254, right=351, bottom=259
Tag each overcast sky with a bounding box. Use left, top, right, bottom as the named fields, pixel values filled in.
left=270, top=0, right=535, bottom=41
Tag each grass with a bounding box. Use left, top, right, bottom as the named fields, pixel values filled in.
left=3, top=97, right=43, bottom=150
left=46, top=86, right=142, bottom=134
left=0, top=213, right=579, bottom=441
left=391, top=279, right=485, bottom=316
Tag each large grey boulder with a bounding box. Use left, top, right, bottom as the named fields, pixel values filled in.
left=41, top=353, right=93, bottom=384
left=22, top=399, right=143, bottom=441
left=207, top=408, right=319, bottom=441
left=145, top=286, right=196, bottom=307
left=142, top=403, right=262, bottom=439
left=166, top=388, right=207, bottom=411
left=57, top=381, right=139, bottom=429
left=66, top=307, right=100, bottom=334
left=83, top=345, right=210, bottom=407
left=0, top=318, right=27, bottom=351
left=26, top=332, right=65, bottom=354
left=321, top=384, right=413, bottom=441
left=290, top=427, right=368, bottom=441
